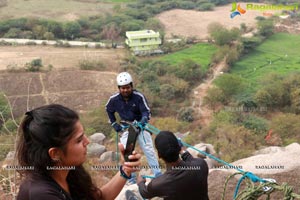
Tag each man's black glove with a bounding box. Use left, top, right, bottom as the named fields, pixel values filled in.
left=112, top=122, right=122, bottom=132
left=139, top=116, right=148, bottom=127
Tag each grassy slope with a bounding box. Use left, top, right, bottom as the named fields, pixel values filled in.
left=0, top=0, right=134, bottom=21
left=160, top=43, right=217, bottom=71
left=230, top=33, right=300, bottom=91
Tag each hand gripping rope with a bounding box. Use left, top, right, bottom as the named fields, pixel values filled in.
left=133, top=122, right=300, bottom=200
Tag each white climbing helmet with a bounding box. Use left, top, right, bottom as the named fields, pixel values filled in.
left=117, top=72, right=133, bottom=86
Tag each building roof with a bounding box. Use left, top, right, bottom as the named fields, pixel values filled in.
left=126, top=30, right=160, bottom=39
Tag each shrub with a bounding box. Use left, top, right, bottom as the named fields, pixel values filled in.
left=197, top=3, right=215, bottom=11
left=151, top=117, right=189, bottom=133
left=159, top=84, right=175, bottom=100
left=78, top=60, right=106, bottom=71
left=175, top=59, right=203, bottom=86
left=270, top=113, right=300, bottom=145
left=3, top=28, right=22, bottom=38
left=25, top=58, right=43, bottom=72
left=242, top=115, right=269, bottom=134
left=178, top=107, right=194, bottom=122
left=207, top=124, right=261, bottom=162
left=25, top=41, right=37, bottom=45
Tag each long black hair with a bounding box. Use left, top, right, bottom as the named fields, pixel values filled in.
left=17, top=104, right=101, bottom=199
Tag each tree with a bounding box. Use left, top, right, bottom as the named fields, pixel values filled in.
left=203, top=86, right=225, bottom=109
left=33, top=25, right=47, bottom=39
left=43, top=32, right=55, bottom=40
left=3, top=28, right=22, bottom=38
left=255, top=73, right=290, bottom=109
left=254, top=89, right=273, bottom=108
left=214, top=74, right=245, bottom=101
left=144, top=18, right=164, bottom=31
left=290, top=88, right=300, bottom=114
left=257, top=19, right=274, bottom=37
left=175, top=59, right=203, bottom=86
left=241, top=36, right=263, bottom=54
left=270, top=113, right=300, bottom=145
left=46, top=21, right=64, bottom=38
left=209, top=124, right=260, bottom=162
left=120, top=20, right=144, bottom=33
left=63, top=21, right=81, bottom=40
left=208, top=22, right=240, bottom=46
left=101, top=24, right=121, bottom=47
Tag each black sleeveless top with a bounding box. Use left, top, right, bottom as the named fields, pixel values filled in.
left=17, top=174, right=74, bottom=200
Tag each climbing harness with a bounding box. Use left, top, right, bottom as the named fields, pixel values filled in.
left=115, top=121, right=146, bottom=163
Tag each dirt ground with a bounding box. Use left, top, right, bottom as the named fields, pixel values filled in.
left=157, top=3, right=276, bottom=39
left=0, top=46, right=126, bottom=71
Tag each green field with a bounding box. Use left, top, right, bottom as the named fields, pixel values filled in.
left=0, top=0, right=134, bottom=21
left=160, top=43, right=217, bottom=71
left=230, top=33, right=300, bottom=89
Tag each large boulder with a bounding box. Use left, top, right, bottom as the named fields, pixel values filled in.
left=208, top=143, right=300, bottom=199
left=87, top=143, right=106, bottom=157
left=187, top=143, right=220, bottom=168
left=99, top=151, right=117, bottom=163
left=229, top=143, right=300, bottom=174
left=89, top=133, right=106, bottom=145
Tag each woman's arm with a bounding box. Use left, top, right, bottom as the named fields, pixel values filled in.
left=100, top=144, right=141, bottom=200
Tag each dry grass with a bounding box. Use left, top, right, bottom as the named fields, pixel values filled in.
left=0, top=46, right=126, bottom=71
left=0, top=0, right=115, bottom=21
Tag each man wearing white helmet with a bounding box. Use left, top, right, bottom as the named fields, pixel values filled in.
left=106, top=72, right=161, bottom=184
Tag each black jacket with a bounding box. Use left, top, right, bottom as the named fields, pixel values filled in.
left=105, top=90, right=151, bottom=123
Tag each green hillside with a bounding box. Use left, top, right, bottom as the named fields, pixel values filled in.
left=160, top=43, right=217, bottom=71
left=230, top=33, right=300, bottom=90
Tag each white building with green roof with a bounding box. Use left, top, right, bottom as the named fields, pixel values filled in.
left=125, top=30, right=162, bottom=55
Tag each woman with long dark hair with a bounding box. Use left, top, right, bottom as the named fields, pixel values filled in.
left=16, top=104, right=141, bottom=200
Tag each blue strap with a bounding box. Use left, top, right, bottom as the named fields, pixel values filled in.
left=135, top=121, right=146, bottom=144
left=116, top=130, right=119, bottom=164
left=234, top=172, right=266, bottom=199
left=142, top=175, right=155, bottom=179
